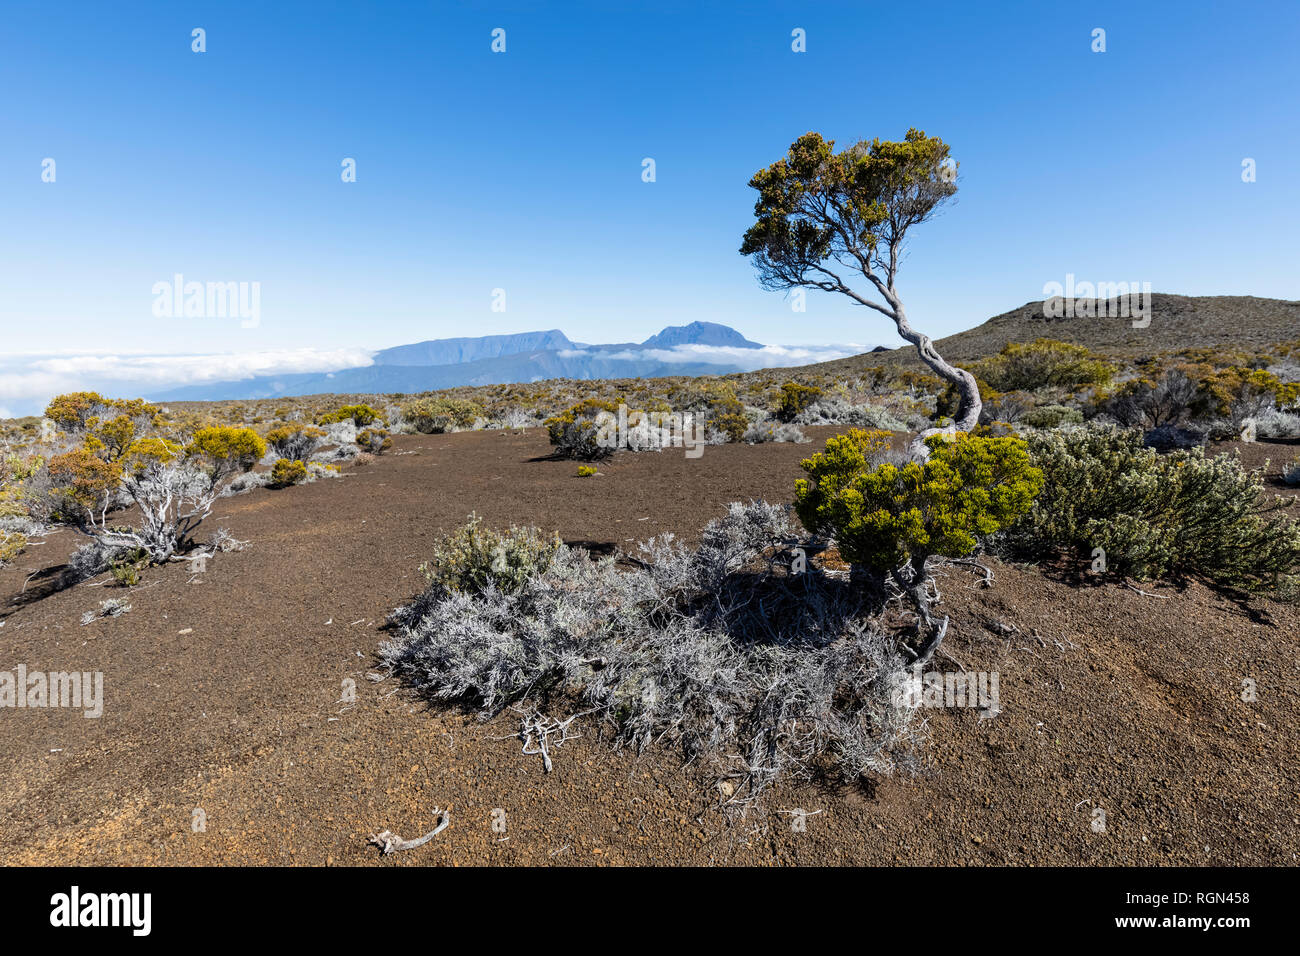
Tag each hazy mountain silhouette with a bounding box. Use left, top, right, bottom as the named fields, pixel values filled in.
left=147, top=322, right=769, bottom=402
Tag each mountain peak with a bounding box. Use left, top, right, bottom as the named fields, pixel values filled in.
left=639, top=322, right=763, bottom=349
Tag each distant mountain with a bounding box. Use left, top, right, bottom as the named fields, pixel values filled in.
left=373, top=330, right=575, bottom=366
left=640, top=322, right=764, bottom=350
left=147, top=321, right=770, bottom=402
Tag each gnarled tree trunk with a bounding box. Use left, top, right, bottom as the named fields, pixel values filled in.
left=891, top=303, right=982, bottom=457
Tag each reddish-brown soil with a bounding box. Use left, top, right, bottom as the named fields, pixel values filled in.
left=1, top=428, right=1296, bottom=866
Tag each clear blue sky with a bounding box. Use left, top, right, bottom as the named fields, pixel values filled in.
left=1, top=0, right=1297, bottom=363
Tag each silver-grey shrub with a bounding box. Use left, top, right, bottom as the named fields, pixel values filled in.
left=1255, top=407, right=1300, bottom=440
left=381, top=501, right=920, bottom=805
left=1283, top=455, right=1300, bottom=487
left=220, top=470, right=271, bottom=497
left=65, top=540, right=126, bottom=582
left=795, top=399, right=907, bottom=431
left=742, top=421, right=809, bottom=444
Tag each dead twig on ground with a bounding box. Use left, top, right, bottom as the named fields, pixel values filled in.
left=1124, top=582, right=1171, bottom=599
left=494, top=705, right=593, bottom=772
left=947, top=557, right=994, bottom=588
left=367, top=808, right=450, bottom=856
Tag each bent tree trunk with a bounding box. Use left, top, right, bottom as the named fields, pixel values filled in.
left=890, top=554, right=947, bottom=667
left=893, top=302, right=981, bottom=456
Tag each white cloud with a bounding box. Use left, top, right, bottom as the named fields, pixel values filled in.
left=0, top=348, right=375, bottom=415
left=594, top=343, right=867, bottom=369
left=0, top=340, right=877, bottom=419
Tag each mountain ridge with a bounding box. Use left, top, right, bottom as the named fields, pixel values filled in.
left=786, top=293, right=1300, bottom=378
left=146, top=321, right=772, bottom=402
left=373, top=330, right=575, bottom=367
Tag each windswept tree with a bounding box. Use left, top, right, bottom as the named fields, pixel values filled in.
left=741, top=130, right=980, bottom=441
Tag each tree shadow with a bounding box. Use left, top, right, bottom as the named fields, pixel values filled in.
left=1, top=563, right=79, bottom=618
left=564, top=539, right=618, bottom=558
left=1014, top=547, right=1280, bottom=626
left=685, top=561, right=880, bottom=652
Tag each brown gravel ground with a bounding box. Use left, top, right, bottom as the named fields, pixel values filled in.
left=0, top=427, right=1296, bottom=866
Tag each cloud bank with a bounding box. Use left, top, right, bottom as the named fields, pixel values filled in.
left=561, top=343, right=867, bottom=368
left=0, top=341, right=873, bottom=419
left=0, top=348, right=375, bottom=416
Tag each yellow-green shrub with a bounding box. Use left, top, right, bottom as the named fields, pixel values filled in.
left=0, top=529, right=26, bottom=565
left=356, top=428, right=392, bottom=454
left=263, top=424, right=324, bottom=461
left=545, top=399, right=621, bottom=460
left=773, top=382, right=822, bottom=422
left=973, top=339, right=1116, bottom=392
left=317, top=404, right=382, bottom=427
left=795, top=429, right=1043, bottom=574
left=44, top=393, right=164, bottom=464
left=403, top=397, right=482, bottom=434
left=674, top=382, right=748, bottom=442
left=187, top=426, right=266, bottom=480
left=270, top=458, right=308, bottom=488
left=1196, top=367, right=1298, bottom=427
left=44, top=447, right=122, bottom=518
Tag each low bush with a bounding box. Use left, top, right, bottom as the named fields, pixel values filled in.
left=312, top=441, right=359, bottom=463
left=81, top=597, right=131, bottom=625
left=356, top=428, right=391, bottom=454
left=65, top=540, right=125, bottom=582
left=1282, top=455, right=1300, bottom=488
left=974, top=339, right=1116, bottom=392
left=221, top=470, right=271, bottom=497
left=44, top=394, right=162, bottom=459
left=795, top=429, right=1042, bottom=629
left=1197, top=367, right=1298, bottom=433
left=317, top=404, right=382, bottom=427
left=674, top=382, right=748, bottom=443
left=773, top=382, right=822, bottom=422
left=576, top=465, right=597, bottom=477
left=1100, top=368, right=1200, bottom=429
left=1100, top=366, right=1297, bottom=436
left=109, top=546, right=148, bottom=587
left=794, top=399, right=907, bottom=431
left=0, top=529, right=25, bottom=566
left=305, top=462, right=342, bottom=481
left=981, top=391, right=1031, bottom=424
left=1019, top=404, right=1084, bottom=430
left=1004, top=424, right=1300, bottom=590
left=403, top=397, right=483, bottom=434
left=544, top=399, right=620, bottom=460
left=33, top=424, right=265, bottom=563
left=270, top=458, right=308, bottom=488
left=1255, top=408, right=1300, bottom=440
left=264, top=424, right=326, bottom=461
left=416, top=513, right=561, bottom=597
left=382, top=503, right=920, bottom=805
left=39, top=447, right=122, bottom=521
left=498, top=407, right=534, bottom=430
left=320, top=421, right=358, bottom=447
left=743, top=421, right=808, bottom=444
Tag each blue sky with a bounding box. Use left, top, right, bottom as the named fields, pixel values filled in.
left=1, top=0, right=1297, bottom=411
